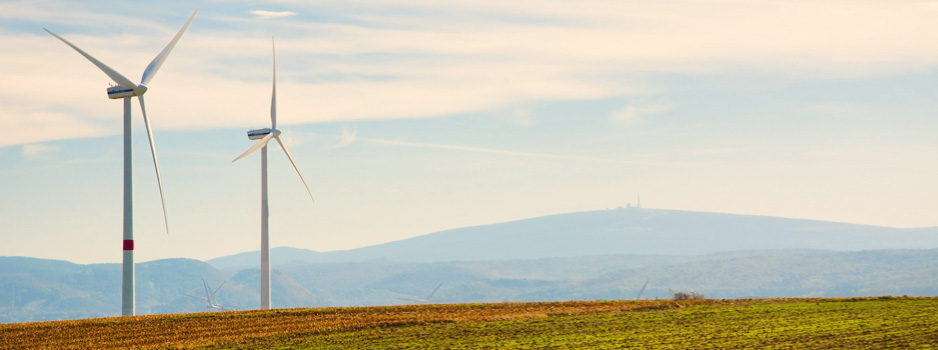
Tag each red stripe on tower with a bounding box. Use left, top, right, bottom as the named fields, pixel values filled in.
left=123, top=240, right=134, bottom=251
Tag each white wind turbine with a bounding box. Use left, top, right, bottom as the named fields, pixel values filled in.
left=396, top=282, right=444, bottom=304
left=44, top=9, right=197, bottom=316
left=185, top=279, right=234, bottom=311
left=232, top=38, right=315, bottom=310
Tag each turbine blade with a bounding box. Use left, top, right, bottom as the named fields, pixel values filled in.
left=211, top=281, right=226, bottom=297
left=185, top=294, right=209, bottom=302
left=274, top=136, right=314, bottom=202
left=231, top=132, right=274, bottom=162
left=426, top=282, right=443, bottom=300
left=138, top=95, right=169, bottom=234
left=43, top=28, right=137, bottom=89
left=637, top=278, right=650, bottom=299
left=202, top=279, right=211, bottom=299
left=270, top=37, right=277, bottom=129
left=140, top=8, right=198, bottom=86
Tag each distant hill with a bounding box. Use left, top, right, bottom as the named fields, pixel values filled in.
left=271, top=249, right=938, bottom=304
left=0, top=257, right=320, bottom=323
left=544, top=249, right=938, bottom=301
left=5, top=249, right=938, bottom=323
left=209, top=208, right=938, bottom=268
left=6, top=208, right=938, bottom=324
left=208, top=247, right=328, bottom=272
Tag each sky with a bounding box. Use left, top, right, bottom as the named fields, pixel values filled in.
left=1, top=0, right=937, bottom=264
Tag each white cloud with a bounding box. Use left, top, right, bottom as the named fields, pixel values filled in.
left=22, top=144, right=60, bottom=157
left=249, top=10, right=298, bottom=20
left=358, top=136, right=613, bottom=163
left=6, top=1, right=938, bottom=147
left=611, top=106, right=642, bottom=126
left=0, top=108, right=109, bottom=148
left=509, top=109, right=535, bottom=127
left=611, top=100, right=673, bottom=126
left=322, top=128, right=358, bottom=150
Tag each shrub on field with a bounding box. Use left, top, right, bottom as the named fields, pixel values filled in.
left=671, top=290, right=705, bottom=300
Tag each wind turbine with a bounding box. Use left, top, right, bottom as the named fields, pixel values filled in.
left=232, top=38, right=315, bottom=310
left=396, top=282, right=444, bottom=304
left=636, top=278, right=650, bottom=300
left=185, top=279, right=234, bottom=311
left=44, top=9, right=197, bottom=316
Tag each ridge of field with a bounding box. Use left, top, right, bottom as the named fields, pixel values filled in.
left=2, top=297, right=936, bottom=349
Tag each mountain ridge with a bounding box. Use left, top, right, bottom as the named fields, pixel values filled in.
left=5, top=249, right=938, bottom=323
left=5, top=208, right=938, bottom=323
left=208, top=208, right=938, bottom=270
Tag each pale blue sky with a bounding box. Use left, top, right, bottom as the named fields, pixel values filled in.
left=1, top=0, right=937, bottom=264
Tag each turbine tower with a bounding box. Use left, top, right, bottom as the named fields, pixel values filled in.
left=233, top=38, right=315, bottom=309
left=44, top=9, right=197, bottom=316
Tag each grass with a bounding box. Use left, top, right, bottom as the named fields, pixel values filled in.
left=2, top=297, right=936, bottom=349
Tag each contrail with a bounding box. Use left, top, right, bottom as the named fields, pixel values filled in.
left=317, top=128, right=617, bottom=163
left=363, top=136, right=613, bottom=163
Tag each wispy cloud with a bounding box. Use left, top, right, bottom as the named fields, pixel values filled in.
left=22, top=144, right=60, bottom=157
left=357, top=136, right=612, bottom=163
left=322, top=127, right=358, bottom=150
left=611, top=99, right=673, bottom=126
left=509, top=109, right=535, bottom=127
left=6, top=1, right=938, bottom=147
left=692, top=148, right=740, bottom=156
left=249, top=10, right=298, bottom=20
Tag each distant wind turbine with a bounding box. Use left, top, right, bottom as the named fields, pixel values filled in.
left=232, top=38, right=315, bottom=310
left=396, top=282, right=444, bottom=304
left=636, top=278, right=650, bottom=300
left=185, top=279, right=234, bottom=311
left=44, top=9, right=197, bottom=317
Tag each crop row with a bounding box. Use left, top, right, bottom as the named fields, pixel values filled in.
left=3, top=297, right=936, bottom=349
left=1, top=299, right=714, bottom=349
left=211, top=297, right=938, bottom=349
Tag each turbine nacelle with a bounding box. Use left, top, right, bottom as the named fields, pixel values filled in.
left=46, top=9, right=197, bottom=237
left=247, top=128, right=281, bottom=140
left=106, top=84, right=147, bottom=99
left=46, top=8, right=197, bottom=316
left=47, top=7, right=195, bottom=103
left=236, top=38, right=315, bottom=310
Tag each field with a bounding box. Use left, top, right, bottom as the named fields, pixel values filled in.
left=2, top=297, right=936, bottom=349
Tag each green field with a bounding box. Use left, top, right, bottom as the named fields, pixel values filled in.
left=3, top=297, right=937, bottom=349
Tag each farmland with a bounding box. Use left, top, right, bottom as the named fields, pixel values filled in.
left=2, top=297, right=936, bottom=349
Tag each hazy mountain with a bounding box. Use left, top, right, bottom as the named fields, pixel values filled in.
left=5, top=249, right=938, bottom=323
left=208, top=247, right=328, bottom=272
left=5, top=208, right=938, bottom=323
left=0, top=257, right=118, bottom=322
left=135, top=258, right=231, bottom=315
left=560, top=249, right=938, bottom=300
left=331, top=208, right=938, bottom=262
left=209, top=208, right=938, bottom=268
left=229, top=268, right=319, bottom=309
left=0, top=257, right=239, bottom=322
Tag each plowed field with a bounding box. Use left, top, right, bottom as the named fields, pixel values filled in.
left=2, top=297, right=936, bottom=349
